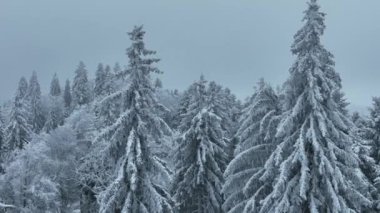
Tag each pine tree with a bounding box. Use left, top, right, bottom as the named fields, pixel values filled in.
left=207, top=82, right=233, bottom=136
left=96, top=26, right=174, bottom=213
left=94, top=64, right=119, bottom=127
left=223, top=79, right=281, bottom=213
left=50, top=73, right=62, bottom=96
left=25, top=71, right=45, bottom=133
left=207, top=81, right=239, bottom=167
left=103, top=65, right=115, bottom=96
left=256, top=1, right=374, bottom=212
left=363, top=97, right=380, bottom=201
left=0, top=106, right=4, bottom=149
left=94, top=63, right=106, bottom=97
left=0, top=106, right=4, bottom=169
left=72, top=61, right=91, bottom=106
left=64, top=79, right=72, bottom=109
left=45, top=74, right=64, bottom=133
left=4, top=77, right=32, bottom=151
left=173, top=83, right=197, bottom=129
left=367, top=97, right=380, bottom=163
left=172, top=76, right=227, bottom=213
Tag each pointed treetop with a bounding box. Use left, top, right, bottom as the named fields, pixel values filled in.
left=16, top=77, right=28, bottom=100
left=126, top=25, right=161, bottom=75
left=31, top=70, right=38, bottom=79
left=27, top=71, right=41, bottom=96
left=291, top=0, right=326, bottom=54
left=78, top=61, right=86, bottom=69
left=128, top=25, right=145, bottom=41
left=50, top=73, right=61, bottom=96
left=97, top=63, right=104, bottom=71
left=104, top=65, right=111, bottom=73
left=198, top=74, right=207, bottom=86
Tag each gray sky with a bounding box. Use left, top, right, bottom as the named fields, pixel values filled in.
left=1, top=0, right=379, bottom=110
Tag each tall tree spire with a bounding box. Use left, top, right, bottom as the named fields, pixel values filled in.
left=4, top=77, right=32, bottom=151
left=97, top=26, right=174, bottom=213
left=50, top=73, right=61, bottom=96
left=72, top=61, right=91, bottom=106
left=172, top=76, right=227, bottom=213
left=223, top=80, right=281, bottom=213
left=256, top=1, right=373, bottom=212
left=26, top=71, right=45, bottom=133
left=64, top=79, right=72, bottom=109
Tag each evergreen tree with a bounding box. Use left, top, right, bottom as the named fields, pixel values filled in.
left=0, top=106, right=4, bottom=172
left=0, top=106, right=3, bottom=149
left=363, top=98, right=380, bottom=196
left=172, top=76, right=227, bottom=213
left=173, top=83, right=197, bottom=129
left=255, top=1, right=373, bottom=212
left=64, top=79, right=72, bottom=109
left=50, top=73, right=61, bottom=96
left=223, top=79, right=281, bottom=213
left=367, top=97, right=380, bottom=163
left=94, top=64, right=119, bottom=127
left=207, top=81, right=239, bottom=166
left=103, top=65, right=115, bottom=96
left=94, top=63, right=106, bottom=97
left=96, top=26, right=174, bottom=213
left=4, top=77, right=32, bottom=151
left=72, top=61, right=91, bottom=106
left=25, top=71, right=45, bottom=133
left=45, top=74, right=65, bottom=133
left=207, top=81, right=239, bottom=140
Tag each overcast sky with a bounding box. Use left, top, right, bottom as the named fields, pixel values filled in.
left=1, top=0, right=379, bottom=110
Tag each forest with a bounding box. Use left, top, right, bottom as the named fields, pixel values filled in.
left=0, top=0, right=379, bottom=212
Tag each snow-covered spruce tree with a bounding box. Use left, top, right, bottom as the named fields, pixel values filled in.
left=256, top=1, right=374, bottom=212
left=50, top=73, right=61, bottom=96
left=94, top=63, right=106, bottom=97
left=25, top=71, right=45, bottom=133
left=0, top=106, right=4, bottom=172
left=0, top=106, right=4, bottom=149
left=207, top=81, right=235, bottom=137
left=172, top=76, right=227, bottom=213
left=63, top=79, right=73, bottom=119
left=173, top=83, right=197, bottom=130
left=64, top=79, right=72, bottom=109
left=367, top=97, right=380, bottom=164
left=223, top=87, right=241, bottom=134
left=72, top=61, right=91, bottom=106
left=207, top=81, right=239, bottom=166
left=94, top=65, right=119, bottom=127
left=363, top=97, right=380, bottom=196
left=103, top=65, right=116, bottom=96
left=4, top=77, right=32, bottom=151
left=222, top=79, right=280, bottom=213
left=96, top=26, right=174, bottom=213
left=44, top=74, right=64, bottom=133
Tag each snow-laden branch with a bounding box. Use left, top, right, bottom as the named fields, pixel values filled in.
left=0, top=202, right=16, bottom=208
